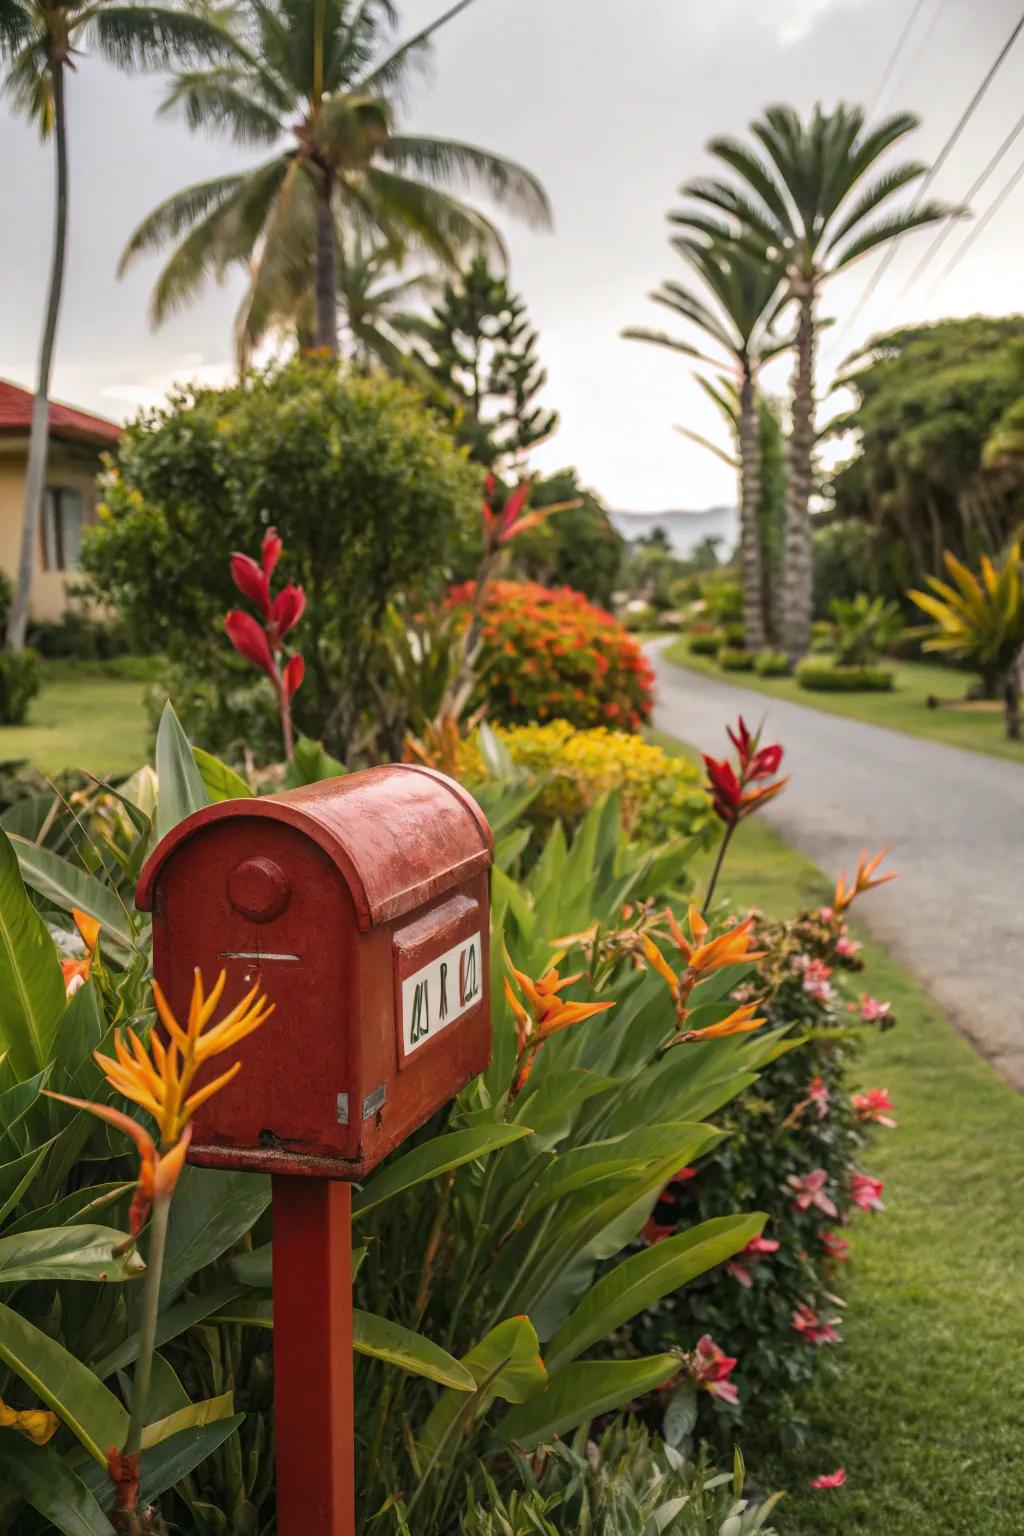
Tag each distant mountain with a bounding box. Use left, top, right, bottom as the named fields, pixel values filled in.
left=609, top=506, right=738, bottom=558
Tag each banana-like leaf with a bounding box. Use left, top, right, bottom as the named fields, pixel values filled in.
left=494, top=1354, right=679, bottom=1450
left=353, top=1309, right=475, bottom=1389
left=140, top=1389, right=234, bottom=1449
left=0, top=1224, right=145, bottom=1285
left=91, top=1285, right=247, bottom=1378
left=192, top=747, right=253, bottom=803
left=155, top=702, right=209, bottom=840
left=419, top=1315, right=546, bottom=1461
left=0, top=829, right=65, bottom=1081
left=160, top=1166, right=270, bottom=1301
left=75, top=1415, right=246, bottom=1508
left=0, top=1302, right=127, bottom=1465
left=10, top=838, right=137, bottom=953
left=352, top=1124, right=532, bottom=1220
left=543, top=1213, right=765, bottom=1375
left=0, top=1439, right=111, bottom=1536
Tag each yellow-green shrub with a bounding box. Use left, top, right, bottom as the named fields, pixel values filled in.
left=458, top=720, right=710, bottom=843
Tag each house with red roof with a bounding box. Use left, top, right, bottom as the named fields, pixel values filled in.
left=0, top=379, right=120, bottom=624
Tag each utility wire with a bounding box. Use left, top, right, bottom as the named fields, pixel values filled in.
left=926, top=149, right=1024, bottom=296
left=870, top=0, right=932, bottom=116
left=901, top=106, right=1024, bottom=293
left=879, top=0, right=950, bottom=115
left=841, top=6, right=1024, bottom=337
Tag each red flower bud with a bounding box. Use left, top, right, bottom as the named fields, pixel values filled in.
left=225, top=610, right=275, bottom=678
left=270, top=583, right=305, bottom=640
left=282, top=653, right=304, bottom=700
left=262, top=526, right=282, bottom=580
left=230, top=553, right=270, bottom=617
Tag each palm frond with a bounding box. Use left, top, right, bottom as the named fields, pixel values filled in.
left=358, top=166, right=507, bottom=265
left=380, top=135, right=552, bottom=228
left=706, top=135, right=794, bottom=235
left=831, top=199, right=954, bottom=270
left=235, top=159, right=317, bottom=362
left=86, top=4, right=241, bottom=70
left=356, top=0, right=478, bottom=94
left=675, top=424, right=738, bottom=470
left=621, top=327, right=718, bottom=369
left=118, top=170, right=253, bottom=270
left=823, top=161, right=926, bottom=253
left=159, top=67, right=283, bottom=143
left=2, top=35, right=51, bottom=133
left=0, top=0, right=34, bottom=60
left=679, top=177, right=780, bottom=244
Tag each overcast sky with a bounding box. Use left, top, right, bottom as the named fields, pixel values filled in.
left=2, top=0, right=1023, bottom=511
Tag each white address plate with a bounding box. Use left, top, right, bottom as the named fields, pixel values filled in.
left=401, top=931, right=483, bottom=1056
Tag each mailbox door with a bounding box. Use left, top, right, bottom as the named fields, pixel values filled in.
left=151, top=818, right=362, bottom=1174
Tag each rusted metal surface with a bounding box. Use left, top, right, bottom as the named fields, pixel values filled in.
left=272, top=1176, right=355, bottom=1536
left=136, top=764, right=493, bottom=1181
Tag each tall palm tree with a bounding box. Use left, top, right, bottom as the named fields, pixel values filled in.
left=0, top=0, right=234, bottom=651
left=624, top=237, right=789, bottom=650
left=119, top=0, right=550, bottom=357
left=336, top=230, right=441, bottom=370
left=673, top=103, right=955, bottom=659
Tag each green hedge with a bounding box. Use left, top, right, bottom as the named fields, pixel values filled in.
left=687, top=631, right=720, bottom=656
left=719, top=646, right=754, bottom=672
left=754, top=649, right=789, bottom=676
left=0, top=649, right=41, bottom=725
left=796, top=660, right=894, bottom=692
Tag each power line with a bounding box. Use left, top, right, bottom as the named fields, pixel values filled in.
left=880, top=0, right=950, bottom=115
left=926, top=149, right=1024, bottom=296
left=842, top=6, right=1024, bottom=336
left=900, top=107, right=1024, bottom=293
left=870, top=0, right=933, bottom=117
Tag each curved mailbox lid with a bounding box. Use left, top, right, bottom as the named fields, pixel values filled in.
left=136, top=762, right=493, bottom=932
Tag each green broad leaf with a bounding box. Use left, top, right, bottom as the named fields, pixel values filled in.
left=160, top=1166, right=270, bottom=1301
left=0, top=1224, right=144, bottom=1285
left=155, top=702, right=209, bottom=840
left=0, top=1439, right=112, bottom=1536
left=353, top=1310, right=475, bottom=1390
left=662, top=1382, right=699, bottom=1449
left=495, top=1354, right=679, bottom=1451
left=0, top=1065, right=50, bottom=1142
left=85, top=773, right=153, bottom=840
left=419, top=1316, right=546, bottom=1461
left=91, top=1285, right=246, bottom=1378
left=76, top=1416, right=246, bottom=1508
left=141, top=1389, right=234, bottom=1450
left=5, top=1181, right=131, bottom=1237
left=543, top=1213, right=765, bottom=1375
left=0, top=1142, right=53, bottom=1226
left=208, top=1293, right=273, bottom=1328
left=0, top=828, right=66, bottom=1081
left=192, top=748, right=253, bottom=803
left=229, top=1243, right=272, bottom=1289
left=0, top=1301, right=128, bottom=1464
left=521, top=1124, right=719, bottom=1224
left=10, top=838, right=136, bottom=953
left=284, top=736, right=347, bottom=787
left=352, top=1124, right=532, bottom=1220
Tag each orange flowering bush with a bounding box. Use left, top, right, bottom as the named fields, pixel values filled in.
left=445, top=579, right=655, bottom=730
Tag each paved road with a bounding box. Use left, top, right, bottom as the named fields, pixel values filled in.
left=648, top=642, right=1024, bottom=1088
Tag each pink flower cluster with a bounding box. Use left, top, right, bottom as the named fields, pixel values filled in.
left=725, top=1232, right=780, bottom=1288
left=688, top=1333, right=739, bottom=1406
left=792, top=1303, right=841, bottom=1347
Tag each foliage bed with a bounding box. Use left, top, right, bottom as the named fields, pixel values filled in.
left=795, top=662, right=894, bottom=693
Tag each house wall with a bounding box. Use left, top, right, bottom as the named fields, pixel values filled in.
left=0, top=436, right=104, bottom=623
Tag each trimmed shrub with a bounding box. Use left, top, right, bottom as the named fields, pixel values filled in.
left=688, top=630, right=721, bottom=657
left=721, top=621, right=746, bottom=648
left=0, top=648, right=41, bottom=725
left=718, top=647, right=754, bottom=672
left=754, top=649, right=789, bottom=677
left=447, top=579, right=654, bottom=729
left=796, top=660, right=894, bottom=692
left=457, top=720, right=710, bottom=844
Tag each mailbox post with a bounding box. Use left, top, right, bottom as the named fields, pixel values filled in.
left=136, top=764, right=493, bottom=1534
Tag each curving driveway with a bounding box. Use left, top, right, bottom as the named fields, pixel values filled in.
left=648, top=641, right=1024, bottom=1088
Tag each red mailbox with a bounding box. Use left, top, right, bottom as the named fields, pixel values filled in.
left=135, top=763, right=494, bottom=1536
left=136, top=763, right=493, bottom=1181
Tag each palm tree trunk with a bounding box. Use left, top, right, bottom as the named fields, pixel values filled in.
left=7, top=60, right=69, bottom=652
left=738, top=370, right=766, bottom=652
left=313, top=171, right=338, bottom=355
left=782, top=281, right=816, bottom=663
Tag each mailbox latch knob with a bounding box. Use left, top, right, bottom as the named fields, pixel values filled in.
left=227, top=857, right=292, bottom=923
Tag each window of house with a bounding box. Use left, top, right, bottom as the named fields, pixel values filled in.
left=41, top=487, right=85, bottom=572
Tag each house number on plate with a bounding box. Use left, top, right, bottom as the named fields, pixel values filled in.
left=402, top=933, right=482, bottom=1054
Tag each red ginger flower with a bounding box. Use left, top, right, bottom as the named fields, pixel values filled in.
left=704, top=715, right=787, bottom=826
left=226, top=527, right=305, bottom=755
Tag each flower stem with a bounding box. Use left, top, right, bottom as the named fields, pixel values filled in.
left=123, top=1197, right=171, bottom=1459
left=702, top=824, right=735, bottom=915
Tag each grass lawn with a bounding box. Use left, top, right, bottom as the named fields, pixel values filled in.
left=0, top=663, right=150, bottom=778
left=655, top=730, right=1024, bottom=1532
left=662, top=637, right=1024, bottom=765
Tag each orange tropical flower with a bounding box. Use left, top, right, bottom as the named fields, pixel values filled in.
left=676, top=1000, right=767, bottom=1043
left=643, top=906, right=767, bottom=1011
left=61, top=908, right=101, bottom=995
left=833, top=847, right=897, bottom=913
left=505, top=959, right=614, bottom=1092
left=0, top=1395, right=59, bottom=1445
left=47, top=970, right=273, bottom=1232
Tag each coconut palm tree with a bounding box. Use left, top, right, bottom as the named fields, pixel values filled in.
left=624, top=237, right=790, bottom=650
left=119, top=0, right=550, bottom=358
left=673, top=103, right=956, bottom=659
left=0, top=0, right=234, bottom=652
